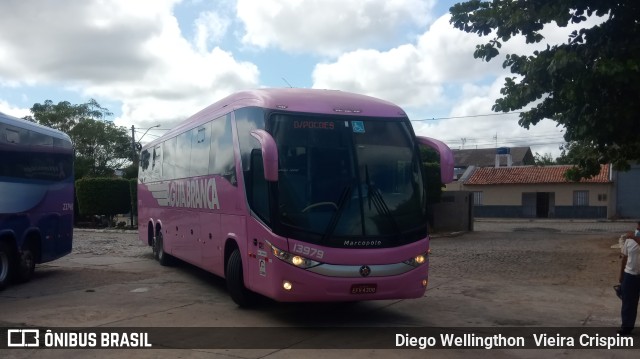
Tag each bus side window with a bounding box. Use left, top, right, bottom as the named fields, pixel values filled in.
left=28, top=130, right=53, bottom=147
left=190, top=123, right=211, bottom=177
left=5, top=127, right=24, bottom=144
left=209, top=114, right=236, bottom=185
left=150, top=145, right=162, bottom=181
left=163, top=137, right=177, bottom=180
left=175, top=131, right=193, bottom=179
left=140, top=149, right=151, bottom=173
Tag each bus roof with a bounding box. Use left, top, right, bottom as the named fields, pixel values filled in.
left=150, top=88, right=408, bottom=147
left=0, top=111, right=73, bottom=144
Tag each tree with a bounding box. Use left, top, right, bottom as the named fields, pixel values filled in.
left=450, top=0, right=640, bottom=179
left=534, top=152, right=555, bottom=166
left=419, top=146, right=444, bottom=204
left=76, top=178, right=131, bottom=227
left=25, top=99, right=132, bottom=178
left=72, top=118, right=131, bottom=176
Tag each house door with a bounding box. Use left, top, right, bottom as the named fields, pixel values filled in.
left=523, top=192, right=555, bottom=218
left=536, top=192, right=550, bottom=218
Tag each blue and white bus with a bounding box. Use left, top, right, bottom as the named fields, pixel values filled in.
left=0, top=111, right=74, bottom=290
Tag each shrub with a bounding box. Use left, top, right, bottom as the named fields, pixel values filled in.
left=76, top=178, right=131, bottom=219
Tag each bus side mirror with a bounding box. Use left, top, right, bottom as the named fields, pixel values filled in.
left=416, top=136, right=454, bottom=184
left=250, top=129, right=279, bottom=182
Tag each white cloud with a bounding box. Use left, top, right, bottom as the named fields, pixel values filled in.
left=310, top=12, right=602, bottom=157
left=0, top=0, right=259, bottom=132
left=0, top=99, right=31, bottom=118
left=313, top=45, right=443, bottom=107
left=194, top=11, right=232, bottom=53
left=312, top=14, right=493, bottom=108
left=0, top=0, right=179, bottom=84
left=413, top=78, right=566, bottom=157
left=237, top=0, right=436, bottom=56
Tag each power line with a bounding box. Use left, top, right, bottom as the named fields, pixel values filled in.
left=135, top=128, right=170, bottom=132
left=412, top=111, right=526, bottom=121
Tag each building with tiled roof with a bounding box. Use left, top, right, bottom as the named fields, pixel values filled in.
left=453, top=164, right=614, bottom=219
left=452, top=147, right=535, bottom=180
left=453, top=147, right=535, bottom=167
left=465, top=165, right=611, bottom=185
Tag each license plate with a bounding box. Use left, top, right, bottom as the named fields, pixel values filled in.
left=350, top=284, right=377, bottom=294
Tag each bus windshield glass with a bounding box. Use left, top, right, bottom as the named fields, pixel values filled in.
left=269, top=114, right=427, bottom=248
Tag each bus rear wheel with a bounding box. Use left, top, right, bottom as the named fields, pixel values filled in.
left=0, top=241, right=14, bottom=291
left=13, top=246, right=35, bottom=284
left=226, top=248, right=255, bottom=307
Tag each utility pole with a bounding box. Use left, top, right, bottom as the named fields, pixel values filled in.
left=130, top=125, right=136, bottom=227
left=128, top=124, right=159, bottom=227
left=131, top=125, right=136, bottom=163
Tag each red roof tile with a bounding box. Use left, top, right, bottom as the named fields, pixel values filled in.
left=464, top=164, right=611, bottom=185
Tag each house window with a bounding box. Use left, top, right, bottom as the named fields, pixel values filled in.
left=573, top=190, right=589, bottom=206
left=597, top=193, right=608, bottom=201
left=473, top=191, right=483, bottom=206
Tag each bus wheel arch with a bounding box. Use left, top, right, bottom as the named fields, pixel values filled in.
left=0, top=235, right=17, bottom=290
left=224, top=240, right=255, bottom=307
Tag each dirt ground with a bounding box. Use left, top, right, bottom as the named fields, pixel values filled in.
left=0, top=220, right=637, bottom=358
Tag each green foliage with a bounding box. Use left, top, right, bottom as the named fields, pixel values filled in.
left=76, top=178, right=131, bottom=217
left=121, top=163, right=139, bottom=179
left=450, top=0, right=640, bottom=179
left=25, top=99, right=132, bottom=179
left=534, top=152, right=555, bottom=166
left=129, top=178, right=138, bottom=216
left=420, top=146, right=443, bottom=203
left=555, top=141, right=603, bottom=181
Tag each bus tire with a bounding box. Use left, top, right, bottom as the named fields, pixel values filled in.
left=13, top=245, right=36, bottom=284
left=0, top=241, right=14, bottom=291
left=226, top=248, right=255, bottom=307
left=155, top=231, right=173, bottom=266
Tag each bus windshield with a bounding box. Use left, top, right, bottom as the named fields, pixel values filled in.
left=269, top=114, right=427, bottom=248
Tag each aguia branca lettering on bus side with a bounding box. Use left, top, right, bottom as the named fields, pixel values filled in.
left=168, top=178, right=220, bottom=209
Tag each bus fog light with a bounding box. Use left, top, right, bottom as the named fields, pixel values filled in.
left=422, top=279, right=428, bottom=287
left=283, top=281, right=293, bottom=291
left=415, top=254, right=425, bottom=264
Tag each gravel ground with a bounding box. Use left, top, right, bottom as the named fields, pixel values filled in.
left=70, top=219, right=625, bottom=290
left=72, top=229, right=148, bottom=257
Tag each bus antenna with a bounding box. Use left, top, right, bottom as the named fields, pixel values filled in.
left=281, top=77, right=293, bottom=88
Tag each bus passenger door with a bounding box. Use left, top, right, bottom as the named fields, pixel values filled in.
left=244, top=148, right=274, bottom=294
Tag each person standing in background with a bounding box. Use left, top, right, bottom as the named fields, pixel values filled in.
left=618, top=221, right=640, bottom=335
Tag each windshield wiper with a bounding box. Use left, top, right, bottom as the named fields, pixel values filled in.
left=321, top=184, right=352, bottom=241
left=365, top=166, right=401, bottom=238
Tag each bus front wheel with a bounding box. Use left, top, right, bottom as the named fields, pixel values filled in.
left=0, top=241, right=14, bottom=291
left=226, top=248, right=255, bottom=307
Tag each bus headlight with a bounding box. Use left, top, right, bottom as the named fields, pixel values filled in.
left=403, top=252, right=428, bottom=267
left=266, top=240, right=321, bottom=269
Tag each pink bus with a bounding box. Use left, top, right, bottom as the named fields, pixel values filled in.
left=138, top=89, right=453, bottom=306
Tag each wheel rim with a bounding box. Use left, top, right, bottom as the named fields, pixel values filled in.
left=152, top=236, right=158, bottom=258
left=156, top=233, right=164, bottom=261
left=20, top=250, right=34, bottom=276
left=0, top=251, right=8, bottom=282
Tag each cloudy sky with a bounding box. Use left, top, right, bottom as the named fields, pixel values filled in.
left=0, top=0, right=591, bottom=157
